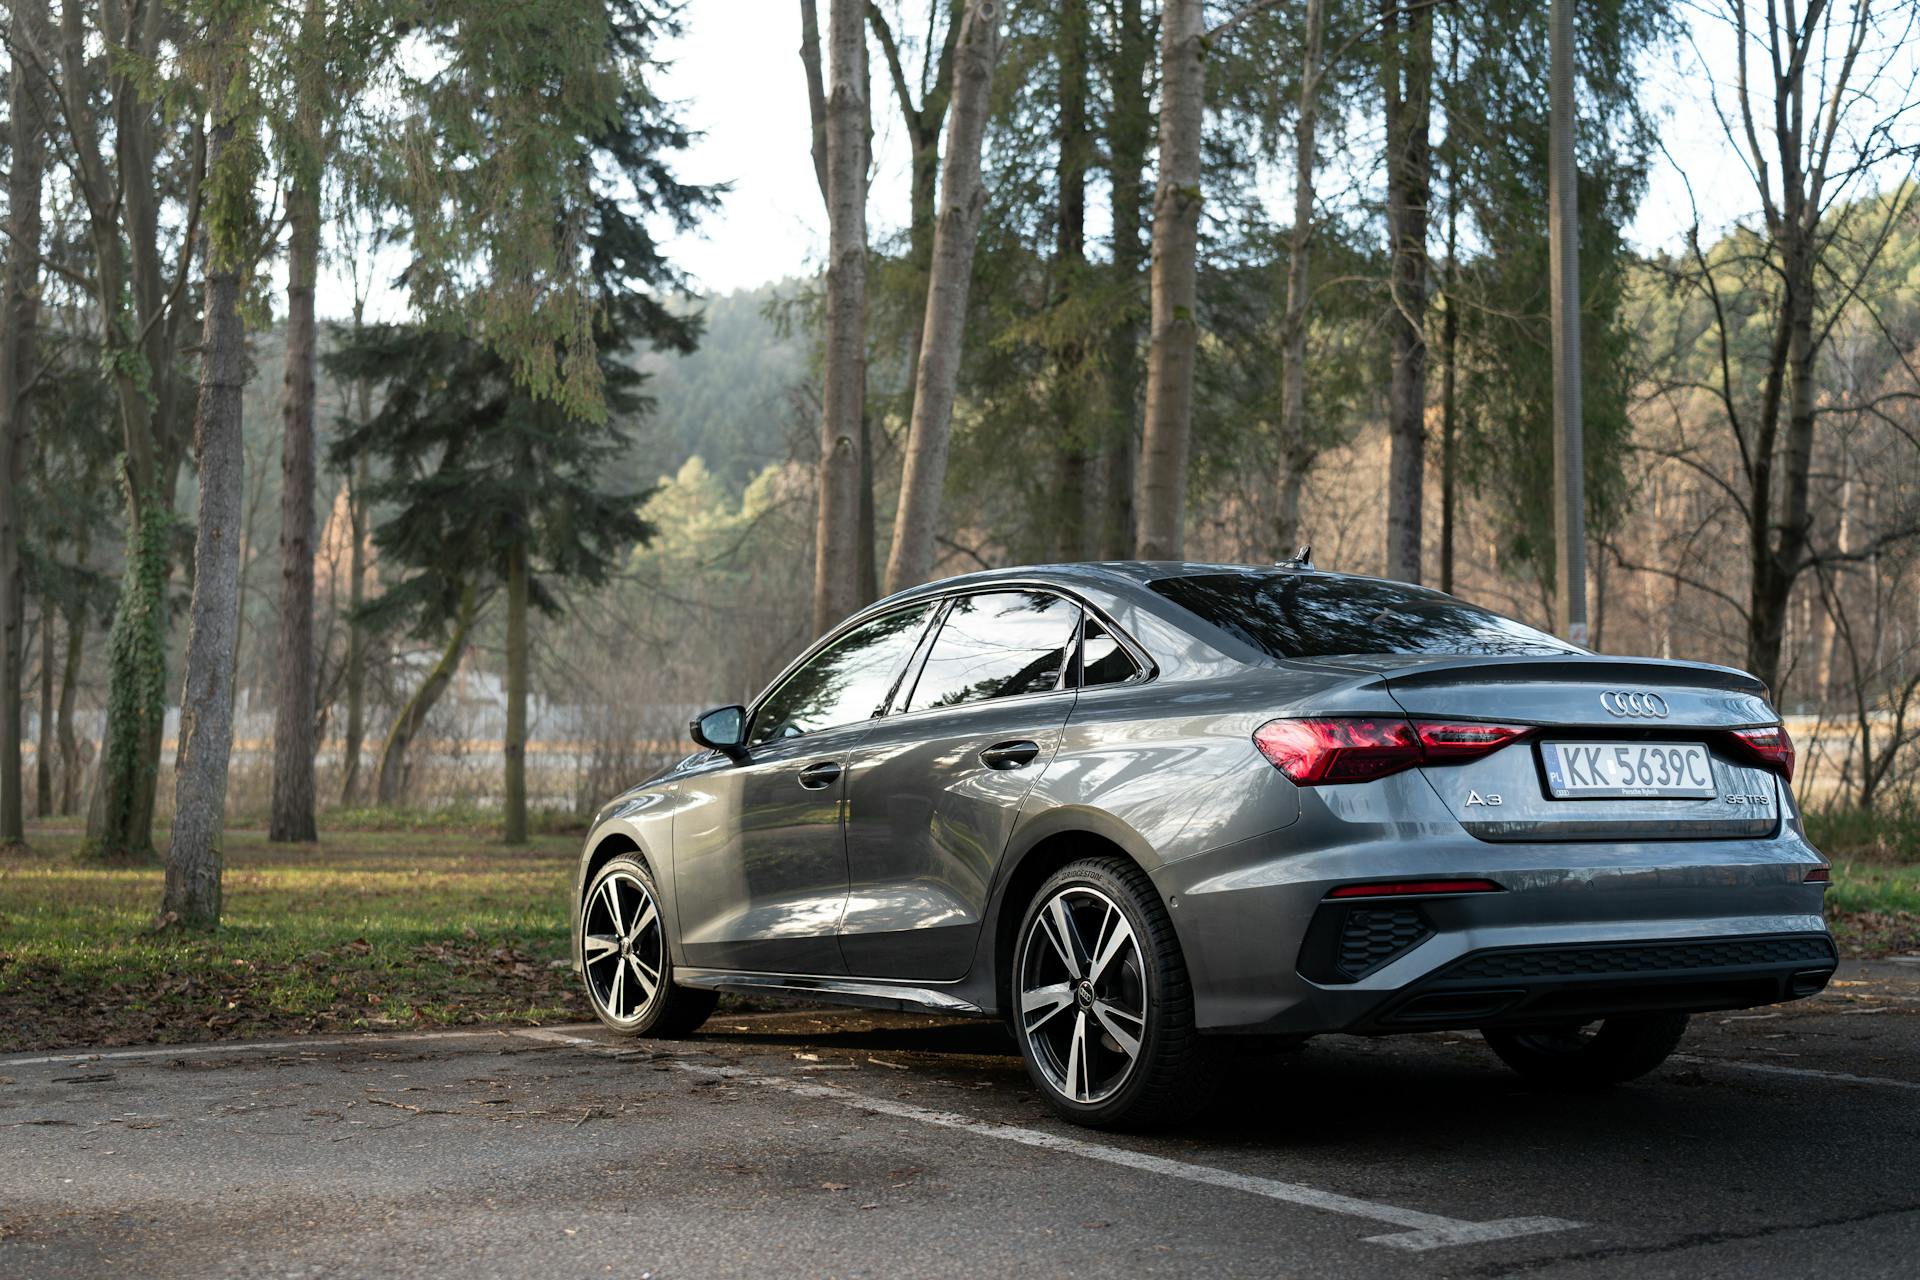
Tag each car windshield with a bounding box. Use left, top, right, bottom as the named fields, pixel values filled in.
left=1148, top=572, right=1578, bottom=660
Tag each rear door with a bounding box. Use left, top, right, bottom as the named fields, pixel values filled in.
left=1372, top=656, right=1785, bottom=841
left=838, top=589, right=1082, bottom=980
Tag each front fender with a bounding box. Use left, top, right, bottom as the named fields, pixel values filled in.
left=569, top=784, right=687, bottom=972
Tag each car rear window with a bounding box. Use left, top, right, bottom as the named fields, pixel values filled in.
left=1147, top=572, right=1577, bottom=660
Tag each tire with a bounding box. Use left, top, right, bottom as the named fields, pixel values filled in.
left=579, top=856, right=718, bottom=1038
left=1011, top=856, right=1217, bottom=1129
left=1482, top=1012, right=1690, bottom=1087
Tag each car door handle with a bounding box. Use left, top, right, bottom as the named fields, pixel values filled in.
left=979, top=740, right=1041, bottom=771
left=796, top=760, right=843, bottom=790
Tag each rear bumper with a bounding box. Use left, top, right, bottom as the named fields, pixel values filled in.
left=1150, top=824, right=1834, bottom=1035
left=1351, top=932, right=1836, bottom=1032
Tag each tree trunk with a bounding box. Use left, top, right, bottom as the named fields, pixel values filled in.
left=93, top=492, right=170, bottom=861
left=0, top=0, right=48, bottom=846
left=57, top=580, right=84, bottom=816
left=375, top=585, right=476, bottom=807
left=37, top=606, right=53, bottom=815
left=1380, top=0, right=1434, bottom=585
left=1438, top=32, right=1459, bottom=597
left=813, top=0, right=870, bottom=634
left=1274, top=0, right=1329, bottom=557
left=883, top=0, right=1005, bottom=594
left=163, top=51, right=251, bottom=929
left=67, top=4, right=192, bottom=862
left=503, top=542, right=529, bottom=844
left=340, top=449, right=370, bottom=805
left=1134, top=0, right=1206, bottom=561
left=1051, top=0, right=1092, bottom=562
left=866, top=0, right=961, bottom=426
left=270, top=29, right=323, bottom=841
left=1099, top=0, right=1150, bottom=560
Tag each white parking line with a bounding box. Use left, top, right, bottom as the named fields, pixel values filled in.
left=513, top=1028, right=1580, bottom=1252
left=1674, top=1054, right=1920, bottom=1092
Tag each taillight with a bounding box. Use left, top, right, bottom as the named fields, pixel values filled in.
left=1726, top=724, right=1795, bottom=781
left=1253, top=717, right=1419, bottom=785
left=1252, top=716, right=1532, bottom=786
left=1415, top=721, right=1534, bottom=760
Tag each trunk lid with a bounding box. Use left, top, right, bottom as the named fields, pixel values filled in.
left=1325, top=655, right=1782, bottom=841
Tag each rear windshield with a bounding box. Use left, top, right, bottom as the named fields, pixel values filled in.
left=1147, top=573, right=1577, bottom=660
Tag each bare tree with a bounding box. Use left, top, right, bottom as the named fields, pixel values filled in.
left=1659, top=0, right=1920, bottom=695
left=1134, top=0, right=1206, bottom=560
left=883, top=0, right=1004, bottom=593
left=0, top=0, right=49, bottom=846
left=867, top=0, right=963, bottom=398
left=811, top=0, right=871, bottom=634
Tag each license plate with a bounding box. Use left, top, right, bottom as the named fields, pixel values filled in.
left=1539, top=741, right=1717, bottom=799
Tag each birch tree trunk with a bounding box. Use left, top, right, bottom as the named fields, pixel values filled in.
left=1273, top=0, right=1328, bottom=557
left=503, top=543, right=530, bottom=844
left=0, top=0, right=48, bottom=845
left=164, top=33, right=252, bottom=928
left=883, top=0, right=1005, bottom=594
left=1381, top=0, right=1434, bottom=585
left=1134, top=0, right=1206, bottom=562
left=813, top=0, right=870, bottom=634
left=269, top=5, right=324, bottom=842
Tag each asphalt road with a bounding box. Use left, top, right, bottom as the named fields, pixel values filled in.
left=3, top=960, right=1918, bottom=1279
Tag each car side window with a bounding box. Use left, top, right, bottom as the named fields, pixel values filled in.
left=904, top=590, right=1079, bottom=712
left=749, top=604, right=933, bottom=746
left=1079, top=616, right=1142, bottom=687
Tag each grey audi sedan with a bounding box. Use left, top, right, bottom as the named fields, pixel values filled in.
left=570, top=561, right=1834, bottom=1128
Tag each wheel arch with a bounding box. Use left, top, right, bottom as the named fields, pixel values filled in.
left=570, top=824, right=659, bottom=973
left=983, top=811, right=1164, bottom=1019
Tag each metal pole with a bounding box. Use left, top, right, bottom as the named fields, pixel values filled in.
left=1550, top=0, right=1588, bottom=647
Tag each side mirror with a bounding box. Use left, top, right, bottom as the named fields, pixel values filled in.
left=689, top=705, right=748, bottom=759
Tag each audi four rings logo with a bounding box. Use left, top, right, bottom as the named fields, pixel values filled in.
left=1600, top=690, right=1670, bottom=718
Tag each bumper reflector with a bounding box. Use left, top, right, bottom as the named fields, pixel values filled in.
left=1327, top=879, right=1503, bottom=899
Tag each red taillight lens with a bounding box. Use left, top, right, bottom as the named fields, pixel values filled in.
left=1727, top=724, right=1795, bottom=781
left=1803, top=866, right=1830, bottom=883
left=1253, top=717, right=1532, bottom=786
left=1253, top=717, right=1420, bottom=785
left=1327, top=879, right=1504, bottom=898
left=1415, top=721, right=1535, bottom=759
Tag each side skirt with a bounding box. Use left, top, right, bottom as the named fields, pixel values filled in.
left=675, top=968, right=988, bottom=1018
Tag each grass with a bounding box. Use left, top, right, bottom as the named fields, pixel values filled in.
left=3, top=806, right=1916, bottom=1055
left=1804, top=808, right=1920, bottom=958
left=0, top=820, right=589, bottom=1054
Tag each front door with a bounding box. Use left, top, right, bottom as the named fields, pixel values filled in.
left=672, top=603, right=936, bottom=975
left=840, top=590, right=1081, bottom=980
